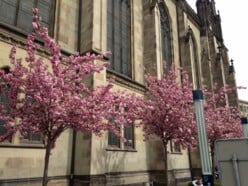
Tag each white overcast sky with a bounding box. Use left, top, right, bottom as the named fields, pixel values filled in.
left=186, top=0, right=248, bottom=101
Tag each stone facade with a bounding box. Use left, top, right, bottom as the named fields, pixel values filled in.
left=0, top=0, right=238, bottom=185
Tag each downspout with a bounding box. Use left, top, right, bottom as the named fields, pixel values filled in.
left=70, top=1, right=82, bottom=185
left=69, top=131, right=77, bottom=186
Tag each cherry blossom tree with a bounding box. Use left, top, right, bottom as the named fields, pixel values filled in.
left=0, top=9, right=143, bottom=186
left=140, top=67, right=196, bottom=186
left=203, top=85, right=242, bottom=173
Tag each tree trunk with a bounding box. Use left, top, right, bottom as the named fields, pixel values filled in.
left=163, top=141, right=168, bottom=186
left=210, top=145, right=215, bottom=176
left=42, top=140, right=52, bottom=186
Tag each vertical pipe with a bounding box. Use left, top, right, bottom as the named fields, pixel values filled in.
left=232, top=154, right=241, bottom=186
left=193, top=90, right=214, bottom=186
left=69, top=131, right=77, bottom=186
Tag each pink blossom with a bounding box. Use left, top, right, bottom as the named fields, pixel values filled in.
left=0, top=8, right=144, bottom=186
left=105, top=51, right=112, bottom=56
left=203, top=86, right=242, bottom=150
left=140, top=66, right=197, bottom=149
left=32, top=8, right=38, bottom=14
left=32, top=22, right=39, bottom=30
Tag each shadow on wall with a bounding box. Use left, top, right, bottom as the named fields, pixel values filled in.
left=78, top=133, right=129, bottom=185
left=145, top=139, right=172, bottom=185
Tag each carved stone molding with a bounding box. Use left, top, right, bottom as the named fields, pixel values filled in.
left=0, top=24, right=49, bottom=57
left=107, top=69, right=145, bottom=94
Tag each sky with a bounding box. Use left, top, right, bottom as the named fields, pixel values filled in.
left=186, top=0, right=248, bottom=101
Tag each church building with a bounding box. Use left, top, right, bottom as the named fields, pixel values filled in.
left=0, top=0, right=238, bottom=185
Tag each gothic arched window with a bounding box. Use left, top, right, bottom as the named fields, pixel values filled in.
left=189, top=37, right=201, bottom=89
left=0, top=67, right=10, bottom=137
left=107, top=0, right=131, bottom=77
left=0, top=0, right=55, bottom=34
left=158, top=2, right=172, bottom=71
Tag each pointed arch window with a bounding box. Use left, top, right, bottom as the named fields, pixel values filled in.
left=0, top=0, right=55, bottom=34
left=107, top=0, right=131, bottom=77
left=0, top=67, right=10, bottom=137
left=158, top=2, right=172, bottom=71
left=189, top=38, right=200, bottom=89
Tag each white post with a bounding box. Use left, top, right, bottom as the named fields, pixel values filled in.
left=193, top=90, right=213, bottom=186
